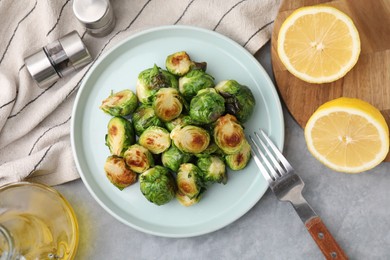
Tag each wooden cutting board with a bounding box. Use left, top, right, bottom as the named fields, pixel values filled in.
left=271, top=0, right=390, bottom=161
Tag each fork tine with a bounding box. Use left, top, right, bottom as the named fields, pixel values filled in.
left=248, top=135, right=274, bottom=183
left=260, top=129, right=292, bottom=175
left=249, top=134, right=279, bottom=181
left=254, top=131, right=285, bottom=178
left=249, top=139, right=274, bottom=183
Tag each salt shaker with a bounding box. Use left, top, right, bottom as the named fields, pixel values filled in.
left=24, top=31, right=92, bottom=88
left=72, top=0, right=116, bottom=37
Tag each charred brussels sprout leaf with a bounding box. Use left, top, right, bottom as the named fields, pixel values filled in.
left=105, top=116, right=135, bottom=156
left=189, top=61, right=207, bottom=72
left=104, top=156, right=137, bottom=190
left=124, top=144, right=154, bottom=174
left=161, top=145, right=193, bottom=172
left=153, top=88, right=184, bottom=122
left=170, top=125, right=210, bottom=154
left=176, top=163, right=205, bottom=200
left=225, top=139, right=251, bottom=170
left=136, top=64, right=178, bottom=104
left=178, top=70, right=214, bottom=100
left=213, top=114, right=245, bottom=155
left=197, top=156, right=227, bottom=184
left=215, top=80, right=256, bottom=123
left=165, top=51, right=192, bottom=76
left=100, top=89, right=138, bottom=116
left=139, top=165, right=176, bottom=205
left=189, top=88, right=225, bottom=124
left=138, top=126, right=171, bottom=154
left=132, top=105, right=164, bottom=136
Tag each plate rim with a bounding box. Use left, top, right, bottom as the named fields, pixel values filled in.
left=70, top=25, right=285, bottom=237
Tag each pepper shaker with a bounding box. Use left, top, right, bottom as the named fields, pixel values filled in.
left=24, top=31, right=92, bottom=88
left=73, top=0, right=116, bottom=37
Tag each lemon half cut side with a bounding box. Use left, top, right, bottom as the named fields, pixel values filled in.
left=304, top=97, right=389, bottom=173
left=277, top=6, right=361, bottom=83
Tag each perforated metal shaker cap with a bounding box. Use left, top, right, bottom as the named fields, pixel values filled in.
left=73, top=0, right=115, bottom=37
left=24, top=31, right=92, bottom=88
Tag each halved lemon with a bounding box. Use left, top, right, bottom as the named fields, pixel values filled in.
left=277, top=6, right=361, bottom=83
left=304, top=97, right=389, bottom=173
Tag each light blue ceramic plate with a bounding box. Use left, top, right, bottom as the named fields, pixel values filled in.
left=71, top=25, right=284, bottom=237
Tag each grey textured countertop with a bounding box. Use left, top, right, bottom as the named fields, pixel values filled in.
left=57, top=42, right=390, bottom=260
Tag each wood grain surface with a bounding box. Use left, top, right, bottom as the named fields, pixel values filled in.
left=305, top=217, right=348, bottom=259
left=271, top=0, right=390, bottom=160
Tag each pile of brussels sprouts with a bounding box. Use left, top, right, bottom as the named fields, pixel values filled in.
left=100, top=51, right=256, bottom=207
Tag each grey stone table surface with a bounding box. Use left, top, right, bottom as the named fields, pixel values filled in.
left=56, top=42, right=390, bottom=260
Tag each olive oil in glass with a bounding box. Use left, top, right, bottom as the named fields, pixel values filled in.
left=0, top=182, right=78, bottom=259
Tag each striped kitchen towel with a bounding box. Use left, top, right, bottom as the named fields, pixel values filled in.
left=0, top=0, right=281, bottom=186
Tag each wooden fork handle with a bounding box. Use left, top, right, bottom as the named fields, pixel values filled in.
left=305, top=216, right=348, bottom=260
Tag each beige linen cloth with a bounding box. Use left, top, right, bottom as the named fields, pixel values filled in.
left=0, top=0, right=281, bottom=186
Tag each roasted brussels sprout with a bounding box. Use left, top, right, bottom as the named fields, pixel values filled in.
left=105, top=116, right=135, bottom=156
left=176, top=163, right=205, bottom=199
left=178, top=70, right=214, bottom=100
left=197, top=156, right=227, bottom=184
left=132, top=105, right=164, bottom=136
left=189, top=88, right=225, bottom=124
left=138, top=126, right=171, bottom=154
left=165, top=51, right=192, bottom=76
left=161, top=144, right=193, bottom=172
left=136, top=64, right=178, bottom=104
left=213, top=114, right=245, bottom=155
left=104, top=156, right=137, bottom=190
left=124, top=144, right=154, bottom=174
left=225, top=139, right=251, bottom=170
left=153, top=88, right=184, bottom=122
left=139, top=165, right=176, bottom=205
left=100, top=89, right=138, bottom=116
left=215, top=80, right=256, bottom=123
left=170, top=125, right=210, bottom=154
left=165, top=51, right=207, bottom=77
left=164, top=115, right=195, bottom=132
left=176, top=190, right=202, bottom=207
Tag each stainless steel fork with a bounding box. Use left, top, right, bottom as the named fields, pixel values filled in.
left=249, top=129, right=348, bottom=260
